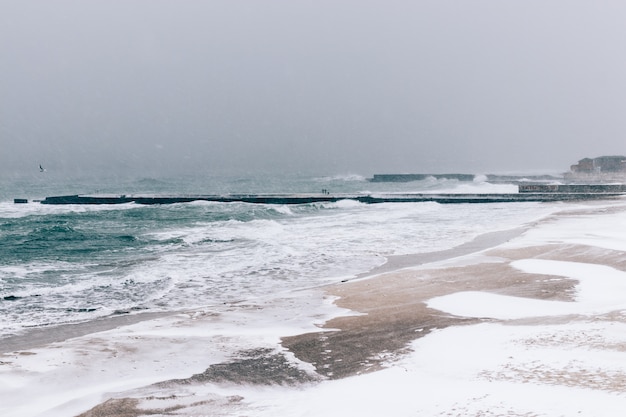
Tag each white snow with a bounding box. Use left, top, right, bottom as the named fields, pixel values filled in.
left=237, top=322, right=626, bottom=417
left=428, top=259, right=626, bottom=319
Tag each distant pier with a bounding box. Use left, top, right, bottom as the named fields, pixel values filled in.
left=368, top=173, right=562, bottom=183
left=368, top=174, right=476, bottom=182
left=518, top=184, right=626, bottom=193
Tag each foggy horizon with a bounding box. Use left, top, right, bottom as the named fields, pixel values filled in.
left=2, top=1, right=626, bottom=179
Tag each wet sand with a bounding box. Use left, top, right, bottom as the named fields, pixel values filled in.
left=0, top=311, right=172, bottom=355
left=283, top=243, right=612, bottom=379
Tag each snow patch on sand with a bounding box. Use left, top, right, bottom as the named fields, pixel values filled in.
left=428, top=259, right=626, bottom=320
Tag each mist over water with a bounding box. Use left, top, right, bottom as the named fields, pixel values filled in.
left=2, top=1, right=625, bottom=178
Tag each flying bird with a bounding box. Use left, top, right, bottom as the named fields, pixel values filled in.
left=39, top=164, right=46, bottom=172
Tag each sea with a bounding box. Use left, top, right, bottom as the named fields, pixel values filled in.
left=0, top=173, right=560, bottom=339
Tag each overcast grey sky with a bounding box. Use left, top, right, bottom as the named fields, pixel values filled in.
left=2, top=0, right=626, bottom=178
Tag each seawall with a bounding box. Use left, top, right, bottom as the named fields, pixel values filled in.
left=519, top=184, right=626, bottom=193
left=37, top=192, right=625, bottom=205
left=368, top=174, right=476, bottom=182
left=368, top=174, right=562, bottom=183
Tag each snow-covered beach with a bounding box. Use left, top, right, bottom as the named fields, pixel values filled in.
left=5, top=0, right=626, bottom=414
left=3, top=199, right=626, bottom=416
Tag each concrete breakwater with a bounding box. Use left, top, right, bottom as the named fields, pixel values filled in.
left=368, top=174, right=476, bottom=182
left=368, top=174, right=562, bottom=183
left=519, top=184, right=626, bottom=193
left=37, top=191, right=625, bottom=205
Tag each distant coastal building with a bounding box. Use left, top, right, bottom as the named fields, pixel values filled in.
left=567, top=155, right=626, bottom=181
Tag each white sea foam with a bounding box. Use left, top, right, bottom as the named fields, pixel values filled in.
left=0, top=201, right=138, bottom=218
left=0, top=194, right=557, bottom=335
left=314, top=173, right=367, bottom=182
left=435, top=181, right=518, bottom=194
left=0, top=261, right=75, bottom=281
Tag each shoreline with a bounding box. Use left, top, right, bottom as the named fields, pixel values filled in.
left=352, top=226, right=527, bottom=280
left=0, top=311, right=172, bottom=355
left=0, top=225, right=527, bottom=356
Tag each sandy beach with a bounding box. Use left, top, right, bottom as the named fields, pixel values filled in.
left=2, top=200, right=626, bottom=416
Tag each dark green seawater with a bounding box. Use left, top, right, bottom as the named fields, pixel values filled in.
left=0, top=174, right=553, bottom=337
